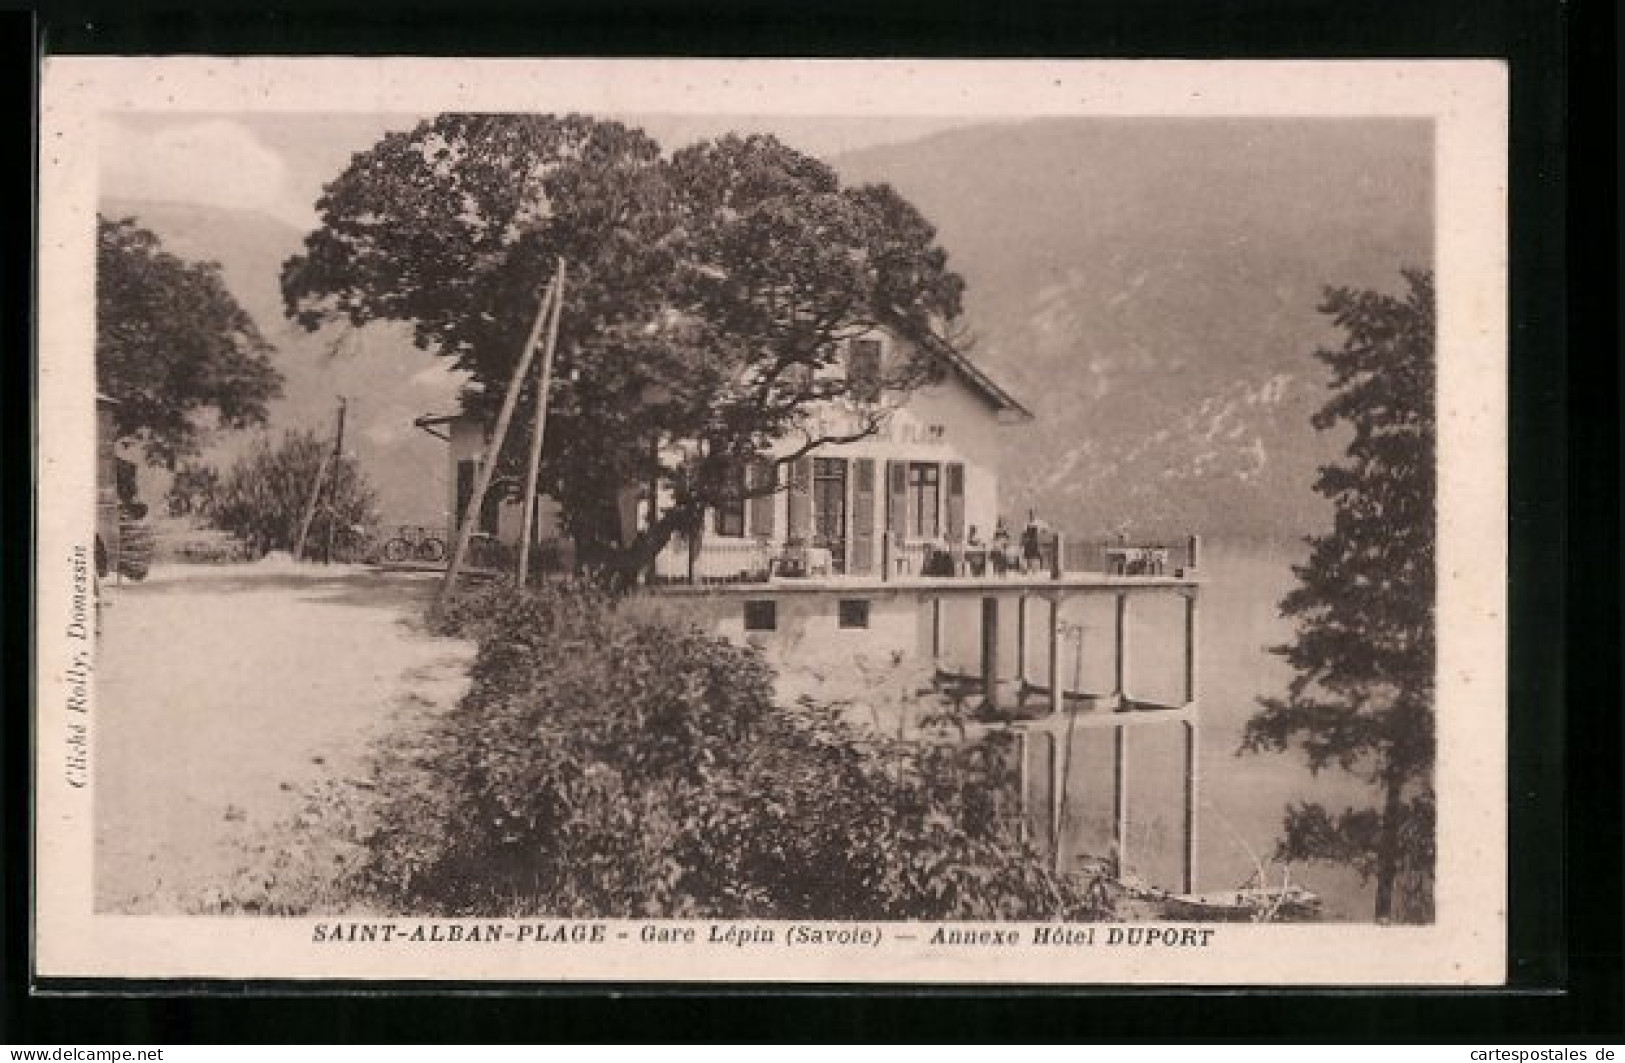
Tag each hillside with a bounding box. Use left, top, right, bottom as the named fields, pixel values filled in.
left=831, top=118, right=1434, bottom=540
left=101, top=198, right=462, bottom=527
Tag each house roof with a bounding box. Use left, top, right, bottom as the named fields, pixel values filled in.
left=414, top=331, right=1036, bottom=429
left=918, top=332, right=1034, bottom=422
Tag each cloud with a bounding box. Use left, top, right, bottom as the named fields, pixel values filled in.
left=100, top=117, right=314, bottom=227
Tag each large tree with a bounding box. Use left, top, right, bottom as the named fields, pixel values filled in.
left=280, top=116, right=965, bottom=581
left=97, top=216, right=283, bottom=466
left=1243, top=269, right=1436, bottom=923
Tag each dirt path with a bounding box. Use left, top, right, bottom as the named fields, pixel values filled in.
left=94, top=561, right=475, bottom=913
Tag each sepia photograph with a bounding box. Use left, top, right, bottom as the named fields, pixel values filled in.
left=36, top=59, right=1507, bottom=983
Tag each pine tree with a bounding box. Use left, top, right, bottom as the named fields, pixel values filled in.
left=1243, top=269, right=1436, bottom=922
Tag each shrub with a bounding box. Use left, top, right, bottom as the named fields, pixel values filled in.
left=372, top=580, right=1109, bottom=920
left=210, top=429, right=379, bottom=558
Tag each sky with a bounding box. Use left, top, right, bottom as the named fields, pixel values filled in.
left=99, top=112, right=989, bottom=231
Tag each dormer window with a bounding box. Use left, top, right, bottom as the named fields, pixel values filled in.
left=848, top=339, right=882, bottom=403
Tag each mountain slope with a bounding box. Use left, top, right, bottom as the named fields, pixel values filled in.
left=102, top=198, right=463, bottom=527
left=832, top=118, right=1434, bottom=539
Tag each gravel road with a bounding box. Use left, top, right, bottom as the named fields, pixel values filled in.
left=93, top=560, right=474, bottom=913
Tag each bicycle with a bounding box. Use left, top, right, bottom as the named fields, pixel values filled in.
left=381, top=524, right=448, bottom=564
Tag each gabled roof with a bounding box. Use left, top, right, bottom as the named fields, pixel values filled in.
left=916, top=332, right=1034, bottom=422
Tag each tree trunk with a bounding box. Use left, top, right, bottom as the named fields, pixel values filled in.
left=1373, top=774, right=1404, bottom=922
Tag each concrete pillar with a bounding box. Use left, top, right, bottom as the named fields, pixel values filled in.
left=1182, top=718, right=1199, bottom=894
left=1016, top=594, right=1027, bottom=688
left=1048, top=596, right=1065, bottom=716
left=1114, top=592, right=1128, bottom=701
left=981, top=596, right=1001, bottom=711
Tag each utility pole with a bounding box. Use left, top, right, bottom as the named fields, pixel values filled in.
left=441, top=267, right=559, bottom=603
left=324, top=397, right=348, bottom=563
left=516, top=259, right=566, bottom=586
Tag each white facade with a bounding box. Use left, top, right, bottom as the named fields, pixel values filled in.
left=425, top=328, right=1030, bottom=581
left=653, top=330, right=1030, bottom=581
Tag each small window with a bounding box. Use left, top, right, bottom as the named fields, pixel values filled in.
left=838, top=599, right=870, bottom=629
left=744, top=600, right=777, bottom=632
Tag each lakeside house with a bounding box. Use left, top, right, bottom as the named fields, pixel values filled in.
left=414, top=327, right=1205, bottom=891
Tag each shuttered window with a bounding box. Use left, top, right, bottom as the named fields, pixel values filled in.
left=748, top=460, right=777, bottom=537
left=945, top=462, right=966, bottom=541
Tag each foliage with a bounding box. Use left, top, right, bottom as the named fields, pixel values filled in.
left=281, top=116, right=967, bottom=583
left=166, top=461, right=222, bottom=519
left=97, top=216, right=283, bottom=467
left=1243, top=269, right=1436, bottom=922
left=374, top=580, right=1108, bottom=920
left=208, top=429, right=380, bottom=558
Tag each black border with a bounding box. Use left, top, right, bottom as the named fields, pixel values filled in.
left=7, top=0, right=1616, bottom=1042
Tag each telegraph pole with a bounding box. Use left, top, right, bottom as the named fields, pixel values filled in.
left=324, top=397, right=348, bottom=563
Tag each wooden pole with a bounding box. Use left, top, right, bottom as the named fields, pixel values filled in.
left=323, top=397, right=348, bottom=563
left=293, top=448, right=333, bottom=562
left=515, top=262, right=566, bottom=586
left=441, top=268, right=558, bottom=602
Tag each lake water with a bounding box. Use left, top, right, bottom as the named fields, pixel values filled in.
left=930, top=537, right=1375, bottom=920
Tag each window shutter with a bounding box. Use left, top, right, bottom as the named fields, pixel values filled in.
left=787, top=457, right=813, bottom=541
left=886, top=460, right=908, bottom=538
left=850, top=458, right=876, bottom=573
left=749, top=460, right=776, bottom=537
left=946, top=462, right=966, bottom=541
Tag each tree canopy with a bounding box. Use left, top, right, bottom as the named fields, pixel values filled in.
left=1243, top=269, right=1436, bottom=922
left=97, top=216, right=283, bottom=467
left=280, top=115, right=966, bottom=578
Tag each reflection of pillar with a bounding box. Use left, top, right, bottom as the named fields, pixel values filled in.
left=981, top=596, right=1001, bottom=710
left=1045, top=730, right=1061, bottom=858
left=1182, top=719, right=1199, bottom=894
left=1184, top=593, right=1199, bottom=706
left=1113, top=725, right=1129, bottom=874
left=931, top=598, right=942, bottom=664
left=1048, top=596, right=1065, bottom=715
left=1016, top=594, right=1027, bottom=689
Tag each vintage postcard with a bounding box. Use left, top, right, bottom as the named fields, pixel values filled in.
left=36, top=58, right=1507, bottom=984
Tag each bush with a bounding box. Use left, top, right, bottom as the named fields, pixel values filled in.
left=209, top=430, right=379, bottom=558
left=374, top=580, right=1109, bottom=920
